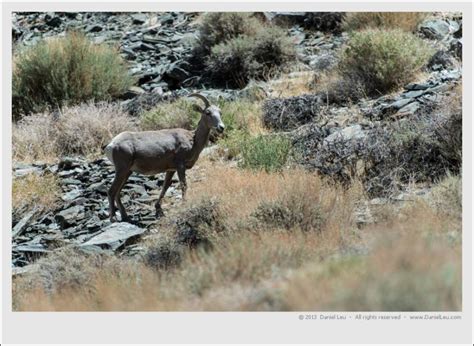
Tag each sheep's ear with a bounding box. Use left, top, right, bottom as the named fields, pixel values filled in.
left=192, top=104, right=204, bottom=113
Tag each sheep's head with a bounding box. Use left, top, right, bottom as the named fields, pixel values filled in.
left=189, top=93, right=225, bottom=133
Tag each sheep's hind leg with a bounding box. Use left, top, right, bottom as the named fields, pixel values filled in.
left=155, top=171, right=175, bottom=217
left=108, top=169, right=131, bottom=223
left=116, top=171, right=132, bottom=222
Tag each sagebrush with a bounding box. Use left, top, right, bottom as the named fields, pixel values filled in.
left=339, top=29, right=433, bottom=95
left=13, top=32, right=134, bottom=119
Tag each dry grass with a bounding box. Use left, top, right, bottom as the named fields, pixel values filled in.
left=139, top=99, right=199, bottom=131
left=13, top=102, right=136, bottom=162
left=186, top=165, right=362, bottom=234
left=343, top=12, right=430, bottom=32
left=429, top=173, right=462, bottom=219
left=219, top=99, right=264, bottom=135
left=13, top=198, right=460, bottom=311
left=280, top=202, right=461, bottom=311
left=12, top=165, right=461, bottom=312
left=12, top=172, right=61, bottom=214
left=268, top=71, right=314, bottom=98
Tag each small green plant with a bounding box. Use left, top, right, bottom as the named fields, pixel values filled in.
left=140, top=99, right=200, bottom=131
left=240, top=134, right=291, bottom=172
left=13, top=32, right=134, bottom=119
left=343, top=12, right=429, bottom=32
left=339, top=29, right=433, bottom=95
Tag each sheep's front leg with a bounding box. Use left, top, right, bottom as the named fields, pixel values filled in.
left=176, top=164, right=187, bottom=202
left=155, top=171, right=175, bottom=217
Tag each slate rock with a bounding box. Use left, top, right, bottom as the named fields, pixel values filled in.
left=396, top=101, right=420, bottom=116
left=131, top=13, right=147, bottom=25
left=428, top=50, right=455, bottom=70
left=420, top=19, right=451, bottom=40
left=55, top=205, right=86, bottom=229
left=323, top=125, right=366, bottom=145
left=80, top=222, right=145, bottom=250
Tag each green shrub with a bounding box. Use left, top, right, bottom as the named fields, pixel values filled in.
left=343, top=12, right=429, bottom=32
left=207, top=27, right=296, bottom=88
left=13, top=32, right=134, bottom=119
left=207, top=36, right=256, bottom=88
left=240, top=134, right=291, bottom=172
left=339, top=29, right=433, bottom=95
left=140, top=99, right=200, bottom=131
left=198, top=12, right=261, bottom=52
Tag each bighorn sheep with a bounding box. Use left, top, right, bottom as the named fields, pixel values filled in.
left=104, top=93, right=224, bottom=222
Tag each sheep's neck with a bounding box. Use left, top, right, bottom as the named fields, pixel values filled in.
left=190, top=118, right=211, bottom=159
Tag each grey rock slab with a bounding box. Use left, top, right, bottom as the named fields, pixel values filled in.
left=389, top=98, right=414, bottom=110
left=396, top=101, right=420, bottom=116
left=131, top=13, right=147, bottom=25
left=402, top=90, right=425, bottom=99
left=420, top=19, right=451, bottom=40
left=15, top=243, right=50, bottom=253
left=80, top=222, right=145, bottom=251
left=12, top=209, right=36, bottom=238
left=324, top=125, right=366, bottom=144
left=14, top=166, right=43, bottom=177
left=405, top=82, right=435, bottom=91
left=61, top=189, right=82, bottom=202
left=55, top=205, right=86, bottom=229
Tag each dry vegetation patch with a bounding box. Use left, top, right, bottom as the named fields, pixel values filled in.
left=13, top=102, right=136, bottom=162
left=12, top=172, right=61, bottom=216
left=343, top=12, right=430, bottom=32
left=13, top=199, right=460, bottom=311
left=280, top=202, right=461, bottom=311
left=186, top=166, right=362, bottom=235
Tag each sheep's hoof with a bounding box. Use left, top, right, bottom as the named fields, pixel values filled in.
left=155, top=207, right=164, bottom=218
left=122, top=216, right=133, bottom=224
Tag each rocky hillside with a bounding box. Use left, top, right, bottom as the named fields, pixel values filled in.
left=11, top=10, right=462, bottom=300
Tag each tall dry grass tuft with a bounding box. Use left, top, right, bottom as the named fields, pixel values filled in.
left=343, top=12, right=430, bottom=32
left=186, top=166, right=362, bottom=237
left=13, top=102, right=136, bottom=162
left=12, top=172, right=61, bottom=216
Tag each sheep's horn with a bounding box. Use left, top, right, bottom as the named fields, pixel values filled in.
left=188, top=93, right=210, bottom=108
